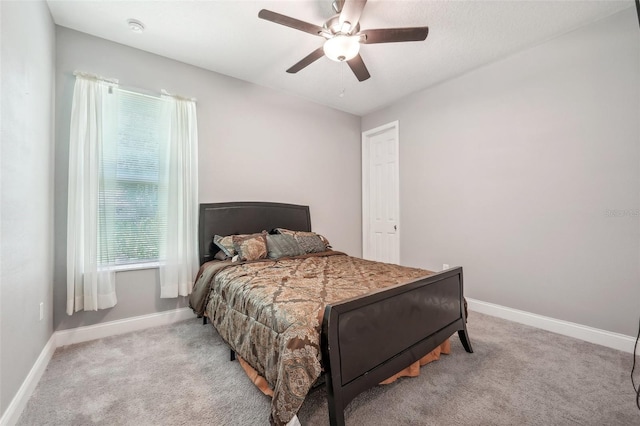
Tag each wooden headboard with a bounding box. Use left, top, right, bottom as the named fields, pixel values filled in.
left=198, top=202, right=311, bottom=265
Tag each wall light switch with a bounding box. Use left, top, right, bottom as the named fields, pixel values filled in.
left=39, top=302, right=44, bottom=321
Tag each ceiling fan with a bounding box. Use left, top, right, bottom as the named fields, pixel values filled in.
left=258, top=0, right=429, bottom=82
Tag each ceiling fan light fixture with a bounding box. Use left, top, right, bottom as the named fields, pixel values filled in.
left=323, top=35, right=360, bottom=62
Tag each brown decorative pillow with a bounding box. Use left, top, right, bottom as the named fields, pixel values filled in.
left=232, top=232, right=268, bottom=261
left=213, top=234, right=236, bottom=257
left=274, top=228, right=331, bottom=253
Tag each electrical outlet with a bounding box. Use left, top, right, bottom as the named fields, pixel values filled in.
left=39, top=302, right=44, bottom=321
left=442, top=263, right=450, bottom=270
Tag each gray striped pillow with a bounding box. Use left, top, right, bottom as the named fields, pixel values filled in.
left=266, top=234, right=304, bottom=259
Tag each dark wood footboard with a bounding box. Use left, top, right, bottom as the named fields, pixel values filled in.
left=321, top=266, right=473, bottom=426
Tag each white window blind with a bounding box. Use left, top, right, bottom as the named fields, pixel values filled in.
left=99, top=89, right=168, bottom=266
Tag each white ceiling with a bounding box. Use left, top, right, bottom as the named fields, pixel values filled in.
left=46, top=0, right=632, bottom=116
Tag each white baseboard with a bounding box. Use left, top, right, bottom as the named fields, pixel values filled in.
left=466, top=298, right=637, bottom=354
left=1, top=307, right=196, bottom=425
left=55, top=307, right=196, bottom=347
left=0, top=334, right=56, bottom=426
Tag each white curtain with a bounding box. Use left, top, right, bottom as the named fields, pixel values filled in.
left=66, top=73, right=118, bottom=314
left=159, top=94, right=199, bottom=298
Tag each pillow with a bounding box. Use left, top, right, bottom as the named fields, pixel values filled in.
left=266, top=234, right=305, bottom=259
left=213, top=234, right=236, bottom=257
left=232, top=232, right=268, bottom=261
left=274, top=228, right=331, bottom=254
left=213, top=250, right=229, bottom=261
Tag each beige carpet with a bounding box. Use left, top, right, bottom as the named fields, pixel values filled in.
left=17, top=311, right=640, bottom=425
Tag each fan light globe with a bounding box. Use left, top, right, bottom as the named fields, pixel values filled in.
left=323, top=35, right=360, bottom=62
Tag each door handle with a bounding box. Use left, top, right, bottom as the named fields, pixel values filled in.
left=394, top=225, right=397, bottom=231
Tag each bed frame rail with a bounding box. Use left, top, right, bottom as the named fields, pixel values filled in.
left=321, top=266, right=472, bottom=426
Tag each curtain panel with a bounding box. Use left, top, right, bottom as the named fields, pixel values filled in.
left=159, top=95, right=199, bottom=298
left=66, top=74, right=118, bottom=314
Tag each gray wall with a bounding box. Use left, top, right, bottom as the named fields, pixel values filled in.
left=54, top=28, right=362, bottom=331
left=1, top=0, right=56, bottom=416
left=362, top=9, right=640, bottom=336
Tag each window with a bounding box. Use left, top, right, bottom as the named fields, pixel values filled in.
left=99, top=90, right=168, bottom=266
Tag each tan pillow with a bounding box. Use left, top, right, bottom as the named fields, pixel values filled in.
left=232, top=232, right=268, bottom=261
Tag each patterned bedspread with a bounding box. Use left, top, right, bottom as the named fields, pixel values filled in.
left=189, top=251, right=433, bottom=425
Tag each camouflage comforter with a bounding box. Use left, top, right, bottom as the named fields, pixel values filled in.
left=189, top=251, right=432, bottom=425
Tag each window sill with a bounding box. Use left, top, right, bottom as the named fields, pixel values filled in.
left=100, top=262, right=161, bottom=273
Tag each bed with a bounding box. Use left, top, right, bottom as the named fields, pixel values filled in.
left=190, top=201, right=473, bottom=426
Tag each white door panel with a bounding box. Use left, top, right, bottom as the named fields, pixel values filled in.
left=362, top=121, right=399, bottom=264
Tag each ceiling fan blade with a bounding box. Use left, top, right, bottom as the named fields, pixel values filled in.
left=258, top=9, right=324, bottom=37
left=346, top=54, right=370, bottom=82
left=361, top=27, right=429, bottom=44
left=332, top=0, right=346, bottom=13
left=286, top=47, right=325, bottom=74
left=339, top=0, right=367, bottom=29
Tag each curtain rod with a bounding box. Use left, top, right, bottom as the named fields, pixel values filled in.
left=73, top=70, right=196, bottom=103
left=161, top=89, right=197, bottom=103
left=73, top=71, right=118, bottom=85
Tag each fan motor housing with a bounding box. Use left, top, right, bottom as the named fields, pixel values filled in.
left=323, top=15, right=360, bottom=36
